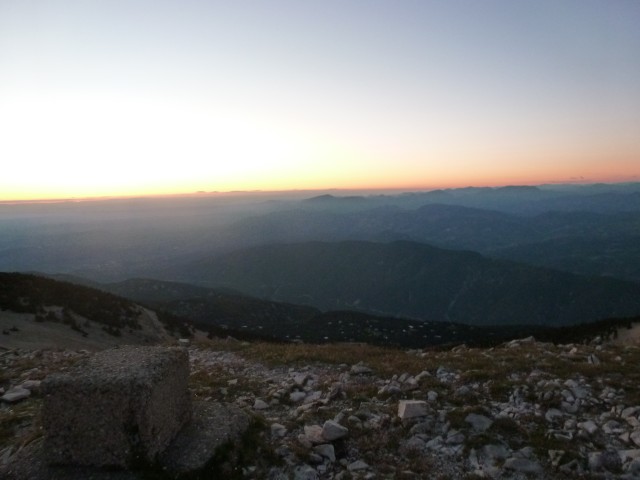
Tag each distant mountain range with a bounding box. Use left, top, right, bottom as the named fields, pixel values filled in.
left=1, top=183, right=640, bottom=284
left=170, top=240, right=640, bottom=326
left=2, top=183, right=640, bottom=344
left=209, top=204, right=640, bottom=282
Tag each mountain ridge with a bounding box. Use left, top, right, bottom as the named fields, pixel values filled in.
left=172, top=240, right=640, bottom=326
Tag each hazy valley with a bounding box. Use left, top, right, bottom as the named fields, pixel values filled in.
left=3, top=183, right=640, bottom=479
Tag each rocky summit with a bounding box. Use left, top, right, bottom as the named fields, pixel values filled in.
left=2, top=336, right=640, bottom=479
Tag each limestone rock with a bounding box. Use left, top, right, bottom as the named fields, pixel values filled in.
left=19, top=380, right=41, bottom=393
left=465, top=413, right=493, bottom=432
left=322, top=420, right=348, bottom=441
left=303, top=425, right=324, bottom=445
left=1, top=387, right=30, bottom=404
left=290, top=391, right=307, bottom=403
left=313, top=444, right=336, bottom=463
left=578, top=420, right=598, bottom=435
left=271, top=423, right=287, bottom=438
left=398, top=400, right=428, bottom=419
left=293, top=464, right=319, bottom=480
left=504, top=457, right=543, bottom=475
left=348, top=460, right=369, bottom=471
left=350, top=363, right=373, bottom=375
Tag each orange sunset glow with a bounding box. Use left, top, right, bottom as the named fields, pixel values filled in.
left=1, top=1, right=639, bottom=201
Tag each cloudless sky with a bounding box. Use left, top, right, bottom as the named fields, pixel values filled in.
left=1, top=0, right=639, bottom=200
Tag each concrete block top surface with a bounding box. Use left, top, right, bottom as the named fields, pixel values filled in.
left=42, top=346, right=188, bottom=389
left=41, top=346, right=191, bottom=468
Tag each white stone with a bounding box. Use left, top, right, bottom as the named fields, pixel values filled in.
left=293, top=464, right=319, bottom=480
left=322, top=420, right=348, bottom=441
left=271, top=423, right=287, bottom=438
left=561, top=389, right=575, bottom=403
left=350, top=363, right=373, bottom=375
left=19, top=380, right=41, bottom=392
left=465, top=413, right=493, bottom=432
left=579, top=420, right=599, bottom=435
left=253, top=399, right=269, bottom=410
left=570, top=386, right=589, bottom=400
left=303, top=425, right=324, bottom=444
left=313, top=444, right=336, bottom=463
left=290, top=391, right=307, bottom=403
left=618, top=449, right=640, bottom=463
left=545, top=408, right=563, bottom=422
left=293, top=373, right=309, bottom=386
left=303, top=391, right=322, bottom=404
left=1, top=387, right=30, bottom=403
left=425, top=436, right=443, bottom=450
left=348, top=460, right=369, bottom=471
left=398, top=400, right=428, bottom=419
left=603, top=420, right=624, bottom=435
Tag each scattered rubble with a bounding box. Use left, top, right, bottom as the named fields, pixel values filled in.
left=1, top=337, right=640, bottom=478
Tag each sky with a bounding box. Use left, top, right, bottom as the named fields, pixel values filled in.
left=1, top=1, right=639, bottom=201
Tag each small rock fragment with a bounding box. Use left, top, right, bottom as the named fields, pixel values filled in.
left=398, top=400, right=428, bottom=419
left=290, top=391, right=307, bottom=403
left=1, top=387, right=31, bottom=403
left=271, top=423, right=287, bottom=438
left=313, top=444, right=336, bottom=463
left=350, top=362, right=373, bottom=375
left=322, top=420, right=348, bottom=441
left=253, top=398, right=269, bottom=410
left=348, top=460, right=369, bottom=471
left=465, top=413, right=493, bottom=432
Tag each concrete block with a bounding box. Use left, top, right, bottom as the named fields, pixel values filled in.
left=41, top=346, right=191, bottom=468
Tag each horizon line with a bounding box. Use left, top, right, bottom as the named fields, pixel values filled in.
left=2, top=180, right=639, bottom=205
